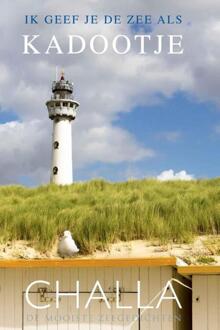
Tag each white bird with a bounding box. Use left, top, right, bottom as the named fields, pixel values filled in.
left=58, top=231, right=79, bottom=257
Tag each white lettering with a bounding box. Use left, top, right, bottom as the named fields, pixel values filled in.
left=25, top=281, right=50, bottom=310
left=112, top=35, right=131, bottom=54
left=68, top=35, right=86, bottom=54
left=56, top=280, right=80, bottom=309
left=90, top=35, right=108, bottom=54
left=85, top=281, right=111, bottom=309
left=45, top=35, right=63, bottom=54
left=168, top=35, right=184, bottom=54
left=23, top=35, right=40, bottom=54
left=134, top=35, right=151, bottom=54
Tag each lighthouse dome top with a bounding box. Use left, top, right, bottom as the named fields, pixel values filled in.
left=46, top=72, right=79, bottom=121
left=52, top=73, right=73, bottom=94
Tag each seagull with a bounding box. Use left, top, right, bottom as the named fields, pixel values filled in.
left=58, top=231, right=79, bottom=257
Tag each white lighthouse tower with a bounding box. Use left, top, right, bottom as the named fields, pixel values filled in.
left=46, top=73, right=79, bottom=185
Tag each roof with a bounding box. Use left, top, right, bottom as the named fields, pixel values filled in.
left=0, top=257, right=176, bottom=268
left=1, top=258, right=220, bottom=274
left=178, top=265, right=220, bottom=275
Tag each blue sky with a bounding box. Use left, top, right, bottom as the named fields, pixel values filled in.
left=117, top=93, right=220, bottom=178
left=0, top=111, right=19, bottom=124
left=76, top=93, right=220, bottom=182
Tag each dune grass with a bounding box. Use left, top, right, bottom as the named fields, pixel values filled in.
left=0, top=178, right=220, bottom=254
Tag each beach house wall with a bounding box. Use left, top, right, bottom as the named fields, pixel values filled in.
left=178, top=266, right=220, bottom=330
left=0, top=258, right=191, bottom=330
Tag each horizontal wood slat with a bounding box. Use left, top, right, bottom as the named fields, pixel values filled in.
left=0, top=257, right=176, bottom=268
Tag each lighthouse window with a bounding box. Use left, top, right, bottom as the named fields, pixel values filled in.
left=54, top=141, right=59, bottom=149
left=55, top=102, right=60, bottom=107
left=53, top=166, right=58, bottom=175
left=63, top=102, right=68, bottom=107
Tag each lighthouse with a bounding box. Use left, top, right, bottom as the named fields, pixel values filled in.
left=46, top=73, right=79, bottom=185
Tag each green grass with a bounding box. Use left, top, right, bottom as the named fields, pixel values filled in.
left=0, top=178, right=220, bottom=254
left=196, top=256, right=216, bottom=265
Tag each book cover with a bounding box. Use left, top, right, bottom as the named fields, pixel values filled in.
left=0, top=1, right=219, bottom=329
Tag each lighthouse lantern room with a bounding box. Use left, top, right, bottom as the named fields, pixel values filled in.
left=46, top=73, right=79, bottom=185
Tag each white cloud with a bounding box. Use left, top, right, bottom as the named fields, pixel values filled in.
left=0, top=120, right=50, bottom=184
left=0, top=120, right=154, bottom=184
left=157, top=169, right=194, bottom=181
left=73, top=125, right=154, bottom=167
